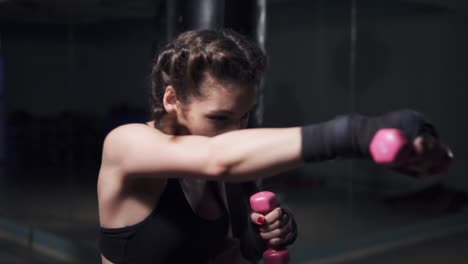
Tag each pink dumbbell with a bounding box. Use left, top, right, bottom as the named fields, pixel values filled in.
left=370, top=128, right=453, bottom=173
left=250, top=191, right=290, bottom=264
left=369, top=128, right=413, bottom=165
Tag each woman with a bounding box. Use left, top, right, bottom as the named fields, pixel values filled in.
left=97, top=29, right=451, bottom=263
left=98, top=29, right=297, bottom=264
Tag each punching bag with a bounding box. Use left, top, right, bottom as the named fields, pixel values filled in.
left=166, top=0, right=225, bottom=41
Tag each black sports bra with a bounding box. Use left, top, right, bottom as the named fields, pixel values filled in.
left=99, top=179, right=230, bottom=263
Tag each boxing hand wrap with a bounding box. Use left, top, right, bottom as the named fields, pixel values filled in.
left=301, top=109, right=437, bottom=162
left=300, top=114, right=357, bottom=162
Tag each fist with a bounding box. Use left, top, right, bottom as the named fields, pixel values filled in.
left=397, top=134, right=453, bottom=176
left=250, top=207, right=294, bottom=247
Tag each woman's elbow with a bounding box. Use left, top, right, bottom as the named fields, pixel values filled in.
left=204, top=157, right=231, bottom=180
left=203, top=146, right=234, bottom=180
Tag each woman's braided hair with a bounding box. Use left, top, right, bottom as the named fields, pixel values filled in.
left=150, top=29, right=266, bottom=122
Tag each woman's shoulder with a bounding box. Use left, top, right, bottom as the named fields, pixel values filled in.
left=105, top=122, right=161, bottom=144
left=101, top=123, right=164, bottom=166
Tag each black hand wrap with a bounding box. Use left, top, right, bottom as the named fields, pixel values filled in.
left=301, top=109, right=438, bottom=162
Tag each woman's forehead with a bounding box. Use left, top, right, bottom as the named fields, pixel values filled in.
left=198, top=77, right=256, bottom=107
left=200, top=93, right=256, bottom=112
left=190, top=86, right=256, bottom=114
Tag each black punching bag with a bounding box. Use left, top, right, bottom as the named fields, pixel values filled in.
left=166, top=0, right=225, bottom=41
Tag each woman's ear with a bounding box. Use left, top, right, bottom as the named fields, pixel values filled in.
left=163, top=86, right=178, bottom=114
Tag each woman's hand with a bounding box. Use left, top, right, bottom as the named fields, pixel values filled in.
left=397, top=134, right=453, bottom=176
left=250, top=207, right=295, bottom=247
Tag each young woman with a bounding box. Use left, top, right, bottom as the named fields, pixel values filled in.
left=97, top=29, right=451, bottom=263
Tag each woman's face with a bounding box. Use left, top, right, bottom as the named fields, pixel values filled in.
left=176, top=76, right=257, bottom=137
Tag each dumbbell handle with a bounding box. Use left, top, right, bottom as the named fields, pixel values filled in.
left=250, top=191, right=290, bottom=264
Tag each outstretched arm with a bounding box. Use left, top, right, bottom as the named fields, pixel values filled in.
left=101, top=109, right=451, bottom=182
left=101, top=124, right=303, bottom=182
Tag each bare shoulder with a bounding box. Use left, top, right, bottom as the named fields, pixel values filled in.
left=98, top=123, right=165, bottom=199
left=102, top=123, right=165, bottom=165
left=99, top=121, right=217, bottom=181
left=104, top=123, right=164, bottom=148
left=97, top=124, right=168, bottom=227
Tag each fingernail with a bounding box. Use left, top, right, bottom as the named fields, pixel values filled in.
left=257, top=217, right=265, bottom=224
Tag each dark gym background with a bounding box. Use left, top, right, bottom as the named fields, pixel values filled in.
left=1, top=0, right=468, bottom=263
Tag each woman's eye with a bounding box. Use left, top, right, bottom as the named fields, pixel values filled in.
left=209, top=116, right=229, bottom=122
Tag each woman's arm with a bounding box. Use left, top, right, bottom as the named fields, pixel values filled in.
left=102, top=110, right=450, bottom=182
left=101, top=123, right=304, bottom=182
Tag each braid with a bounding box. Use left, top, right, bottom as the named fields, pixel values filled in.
left=149, top=29, right=266, bottom=124
left=150, top=45, right=175, bottom=122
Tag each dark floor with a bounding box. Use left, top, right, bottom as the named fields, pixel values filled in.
left=341, top=229, right=468, bottom=264
left=0, top=238, right=70, bottom=264
left=1, top=167, right=468, bottom=264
